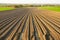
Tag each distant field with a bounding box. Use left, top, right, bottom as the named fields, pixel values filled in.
left=0, top=7, right=15, bottom=11
left=38, top=6, right=60, bottom=12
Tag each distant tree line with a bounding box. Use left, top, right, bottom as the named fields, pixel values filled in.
left=0, top=4, right=60, bottom=8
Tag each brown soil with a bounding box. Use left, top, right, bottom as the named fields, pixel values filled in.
left=0, top=7, right=60, bottom=40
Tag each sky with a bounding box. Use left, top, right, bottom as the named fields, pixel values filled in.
left=0, top=0, right=60, bottom=4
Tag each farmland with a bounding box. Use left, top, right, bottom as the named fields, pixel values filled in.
left=0, top=7, right=15, bottom=11
left=38, top=6, right=60, bottom=12
left=0, top=7, right=60, bottom=40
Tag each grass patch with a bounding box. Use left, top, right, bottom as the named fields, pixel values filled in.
left=0, top=7, right=15, bottom=11
left=38, top=6, right=60, bottom=12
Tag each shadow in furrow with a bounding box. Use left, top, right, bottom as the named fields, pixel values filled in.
left=43, top=15, right=60, bottom=29
left=0, top=17, right=16, bottom=30
left=34, top=16, right=44, bottom=34
left=0, top=18, right=17, bottom=35
left=11, top=14, right=26, bottom=40
left=17, top=15, right=28, bottom=40
left=0, top=16, right=25, bottom=40
left=0, top=19, right=19, bottom=40
left=32, top=15, right=40, bottom=40
left=0, top=17, right=13, bottom=29
left=35, top=15, right=54, bottom=40
left=28, top=16, right=30, bottom=40
left=41, top=15, right=60, bottom=34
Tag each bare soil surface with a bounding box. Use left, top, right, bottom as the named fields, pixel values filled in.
left=0, top=7, right=60, bottom=40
